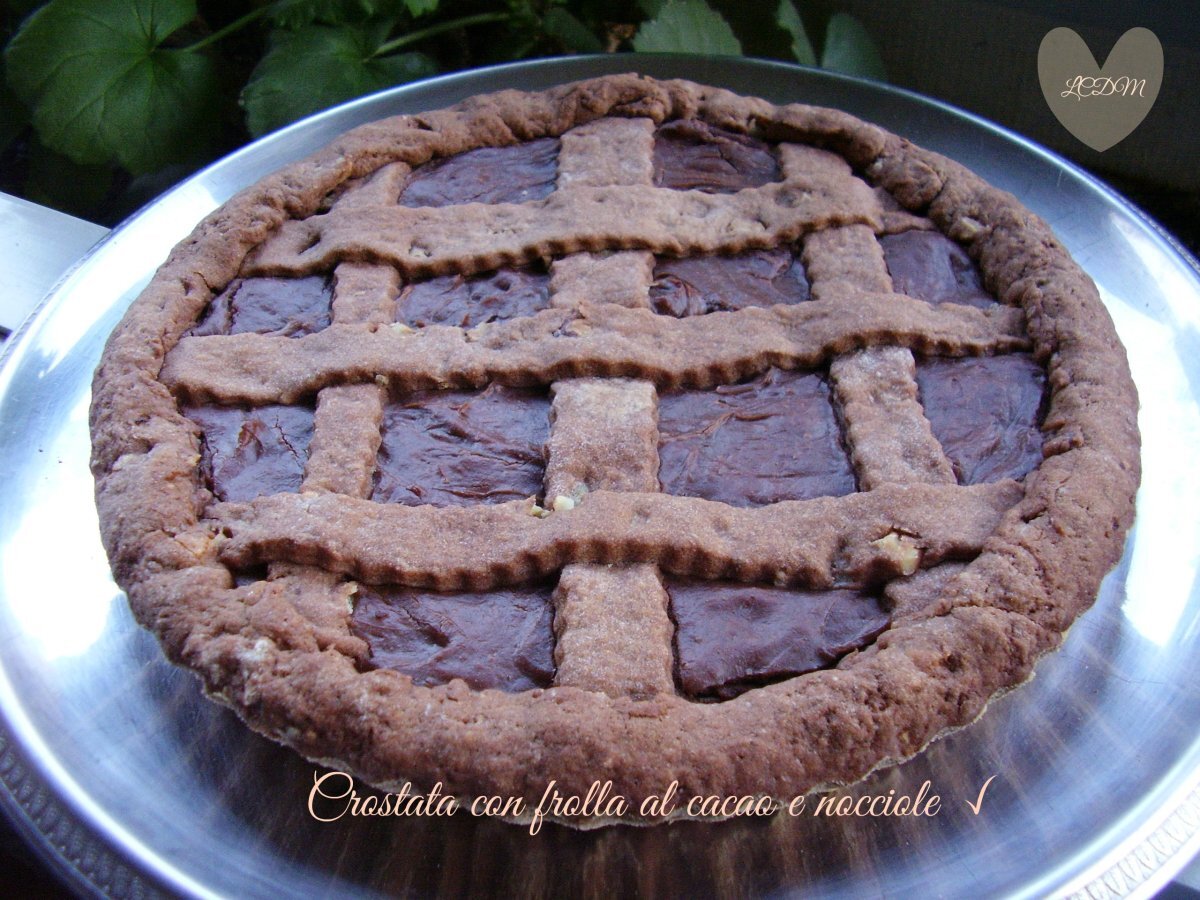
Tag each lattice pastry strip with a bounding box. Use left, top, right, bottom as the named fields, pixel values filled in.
left=301, top=218, right=399, bottom=497
left=272, top=232, right=396, bottom=642
left=552, top=563, right=674, bottom=699
left=556, top=116, right=655, bottom=188
left=329, top=262, right=400, bottom=327
left=302, top=384, right=385, bottom=498
left=334, top=161, right=411, bottom=209
left=547, top=119, right=655, bottom=316
left=801, top=223, right=892, bottom=296
left=545, top=116, right=674, bottom=700
left=547, top=121, right=657, bottom=311
left=545, top=378, right=672, bottom=697
left=213, top=481, right=1022, bottom=590
left=830, top=348, right=957, bottom=490
left=872, top=185, right=938, bottom=235
left=786, top=147, right=958, bottom=492
left=544, top=378, right=660, bottom=501
left=162, top=298, right=1027, bottom=404
left=549, top=252, right=654, bottom=311
left=242, top=147, right=882, bottom=280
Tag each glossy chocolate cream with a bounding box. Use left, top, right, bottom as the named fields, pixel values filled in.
left=658, top=367, right=856, bottom=506
left=649, top=248, right=810, bottom=317
left=371, top=383, right=550, bottom=507
left=398, top=137, right=559, bottom=207
left=880, top=229, right=996, bottom=309
left=353, top=583, right=556, bottom=691
left=185, top=404, right=314, bottom=502
left=652, top=119, right=781, bottom=193
left=398, top=265, right=551, bottom=329
left=669, top=580, right=890, bottom=700
left=189, top=276, right=333, bottom=337
left=917, top=354, right=1047, bottom=484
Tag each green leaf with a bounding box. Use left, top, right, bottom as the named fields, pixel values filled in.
left=401, top=0, right=439, bottom=16
left=503, top=0, right=538, bottom=32
left=242, top=21, right=436, bottom=136
left=4, top=0, right=221, bottom=174
left=542, top=7, right=603, bottom=53
left=820, top=13, right=886, bottom=81
left=637, top=0, right=666, bottom=15
left=632, top=0, right=740, bottom=55
left=776, top=0, right=815, bottom=67
left=269, top=0, right=438, bottom=28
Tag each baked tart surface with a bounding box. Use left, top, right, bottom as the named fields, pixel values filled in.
left=89, top=74, right=1139, bottom=825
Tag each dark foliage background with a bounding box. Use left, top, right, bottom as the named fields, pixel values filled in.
left=0, top=0, right=883, bottom=225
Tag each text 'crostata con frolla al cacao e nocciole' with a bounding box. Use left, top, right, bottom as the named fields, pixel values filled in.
left=89, top=74, right=1140, bottom=828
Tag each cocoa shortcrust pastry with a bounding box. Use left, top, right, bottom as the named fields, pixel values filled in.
left=90, top=74, right=1139, bottom=827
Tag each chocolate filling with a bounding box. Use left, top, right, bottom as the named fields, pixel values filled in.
left=189, top=276, right=333, bottom=337
left=917, top=354, right=1046, bottom=484
left=399, top=137, right=560, bottom=207
left=881, top=230, right=996, bottom=309
left=649, top=248, right=810, bottom=317
left=184, top=404, right=314, bottom=502
left=670, top=580, right=890, bottom=700
left=658, top=368, right=856, bottom=506
left=652, top=120, right=780, bottom=193
left=353, top=583, right=556, bottom=692
left=372, top=383, right=549, bottom=507
left=398, top=265, right=551, bottom=329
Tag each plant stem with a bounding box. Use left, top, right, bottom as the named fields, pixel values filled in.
left=185, top=5, right=276, bottom=53
left=371, top=11, right=510, bottom=57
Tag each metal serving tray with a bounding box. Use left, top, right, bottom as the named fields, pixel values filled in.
left=2, top=55, right=1199, bottom=898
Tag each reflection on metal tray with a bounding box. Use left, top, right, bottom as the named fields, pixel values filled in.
left=2, top=55, right=1200, bottom=899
